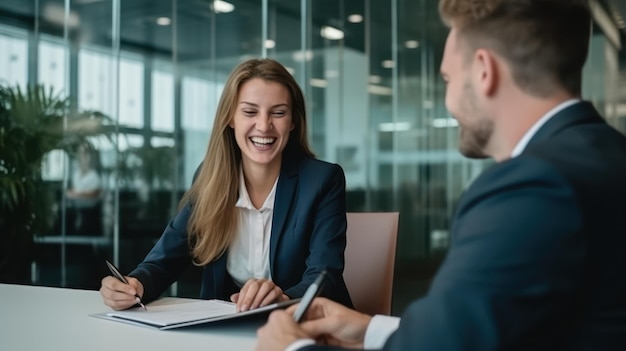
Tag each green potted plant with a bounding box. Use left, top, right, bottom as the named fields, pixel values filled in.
left=0, top=84, right=111, bottom=283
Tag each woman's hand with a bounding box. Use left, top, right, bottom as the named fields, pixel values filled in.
left=230, top=278, right=289, bottom=312
left=99, top=275, right=144, bottom=311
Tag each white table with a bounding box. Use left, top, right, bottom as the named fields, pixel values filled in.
left=0, top=284, right=259, bottom=351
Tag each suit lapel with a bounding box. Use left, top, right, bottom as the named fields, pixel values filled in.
left=269, top=151, right=300, bottom=270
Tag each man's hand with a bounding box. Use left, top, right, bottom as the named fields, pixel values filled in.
left=256, top=297, right=372, bottom=350
left=230, top=278, right=289, bottom=312
left=294, top=297, right=372, bottom=348
left=255, top=310, right=311, bottom=351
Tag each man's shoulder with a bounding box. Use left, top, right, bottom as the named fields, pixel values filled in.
left=469, top=156, right=568, bottom=194
left=454, top=156, right=573, bottom=216
left=524, top=113, right=626, bottom=169
left=523, top=121, right=626, bottom=188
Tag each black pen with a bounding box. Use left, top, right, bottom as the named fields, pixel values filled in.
left=105, top=260, right=147, bottom=311
left=293, top=270, right=327, bottom=322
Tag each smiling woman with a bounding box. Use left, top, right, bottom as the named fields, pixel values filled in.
left=230, top=78, right=295, bottom=188
left=99, top=58, right=353, bottom=313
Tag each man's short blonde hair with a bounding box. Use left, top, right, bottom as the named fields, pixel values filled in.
left=438, top=0, right=591, bottom=97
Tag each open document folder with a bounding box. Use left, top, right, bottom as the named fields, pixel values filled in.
left=90, top=297, right=300, bottom=330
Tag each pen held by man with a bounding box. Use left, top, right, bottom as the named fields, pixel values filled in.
left=100, top=275, right=147, bottom=311
left=293, top=270, right=327, bottom=322
left=256, top=298, right=371, bottom=351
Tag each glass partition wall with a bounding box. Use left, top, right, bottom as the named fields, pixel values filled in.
left=1, top=0, right=623, bottom=314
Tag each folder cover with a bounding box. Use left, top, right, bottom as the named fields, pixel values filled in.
left=90, top=297, right=299, bottom=330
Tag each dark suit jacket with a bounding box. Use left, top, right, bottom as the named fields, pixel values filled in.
left=130, top=149, right=353, bottom=308
left=305, top=101, right=626, bottom=350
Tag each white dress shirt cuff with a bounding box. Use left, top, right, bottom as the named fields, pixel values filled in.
left=364, top=315, right=401, bottom=349
left=285, top=338, right=315, bottom=351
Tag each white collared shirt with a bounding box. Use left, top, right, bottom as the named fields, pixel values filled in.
left=72, top=169, right=100, bottom=193
left=363, top=314, right=402, bottom=348
left=226, top=168, right=278, bottom=287
left=71, top=169, right=101, bottom=208
left=510, top=99, right=580, bottom=158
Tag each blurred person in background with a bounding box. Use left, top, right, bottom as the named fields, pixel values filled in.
left=66, top=142, right=102, bottom=235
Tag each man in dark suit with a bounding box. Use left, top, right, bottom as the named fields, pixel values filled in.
left=255, top=0, right=626, bottom=350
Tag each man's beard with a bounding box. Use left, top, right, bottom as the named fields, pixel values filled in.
left=456, top=81, right=493, bottom=159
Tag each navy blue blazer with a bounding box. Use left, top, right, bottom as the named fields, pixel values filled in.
left=130, top=149, right=353, bottom=308
left=306, top=102, right=626, bottom=350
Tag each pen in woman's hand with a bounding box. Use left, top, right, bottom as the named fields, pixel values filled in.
left=105, top=260, right=147, bottom=311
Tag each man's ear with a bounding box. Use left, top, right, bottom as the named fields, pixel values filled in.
left=474, top=49, right=498, bottom=97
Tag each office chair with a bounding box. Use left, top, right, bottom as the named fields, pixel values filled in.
left=344, top=212, right=399, bottom=315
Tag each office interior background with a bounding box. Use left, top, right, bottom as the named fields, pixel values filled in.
left=1, top=0, right=625, bottom=314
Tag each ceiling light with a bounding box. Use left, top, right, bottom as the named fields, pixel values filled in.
left=321, top=26, right=344, bottom=40
left=325, top=70, right=338, bottom=78
left=348, top=14, right=363, bottom=23
left=368, top=85, right=393, bottom=96
left=378, top=122, right=411, bottom=132
left=432, top=118, right=458, bottom=128
left=381, top=60, right=394, bottom=69
left=310, top=78, right=328, bottom=88
left=265, top=39, right=276, bottom=49
left=156, top=17, right=171, bottom=26
left=369, top=75, right=382, bottom=84
left=404, top=40, right=419, bottom=49
left=43, top=4, right=80, bottom=28
left=213, top=0, right=234, bottom=14
left=285, top=66, right=296, bottom=75
left=292, top=50, right=314, bottom=62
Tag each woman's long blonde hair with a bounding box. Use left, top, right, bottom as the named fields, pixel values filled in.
left=180, top=58, right=314, bottom=265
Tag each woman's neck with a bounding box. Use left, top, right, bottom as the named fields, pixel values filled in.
left=241, top=161, right=281, bottom=209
